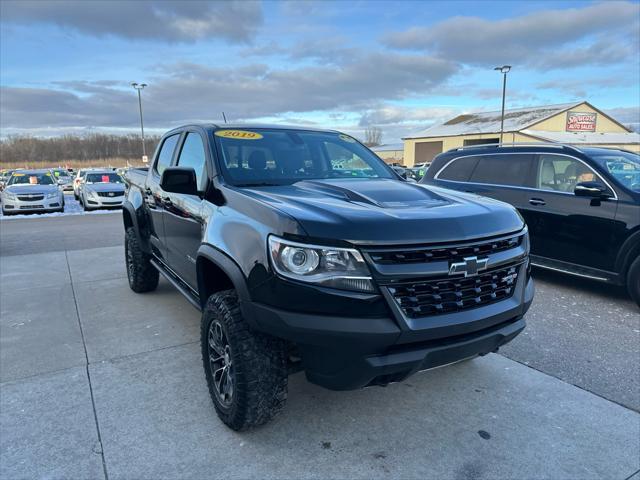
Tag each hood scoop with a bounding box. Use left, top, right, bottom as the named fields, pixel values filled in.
left=295, top=179, right=450, bottom=209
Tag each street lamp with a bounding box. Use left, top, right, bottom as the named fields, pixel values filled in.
left=131, top=82, right=148, bottom=161
left=494, top=65, right=511, bottom=144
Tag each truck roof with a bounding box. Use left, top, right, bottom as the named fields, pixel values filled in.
left=165, top=123, right=342, bottom=136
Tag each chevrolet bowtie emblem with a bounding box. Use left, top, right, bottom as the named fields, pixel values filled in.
left=449, top=256, right=489, bottom=277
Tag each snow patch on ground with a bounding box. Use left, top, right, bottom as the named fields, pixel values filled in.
left=0, top=194, right=121, bottom=221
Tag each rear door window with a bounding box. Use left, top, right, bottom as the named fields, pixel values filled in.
left=469, top=154, right=532, bottom=186
left=155, top=134, right=180, bottom=176
left=437, top=156, right=479, bottom=181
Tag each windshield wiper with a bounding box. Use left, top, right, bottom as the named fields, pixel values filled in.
left=234, top=182, right=281, bottom=187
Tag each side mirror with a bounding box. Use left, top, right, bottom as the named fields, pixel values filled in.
left=405, top=177, right=418, bottom=183
left=160, top=167, right=198, bottom=196
left=574, top=181, right=610, bottom=198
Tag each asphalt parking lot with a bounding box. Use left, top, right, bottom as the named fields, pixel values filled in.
left=1, top=212, right=639, bottom=479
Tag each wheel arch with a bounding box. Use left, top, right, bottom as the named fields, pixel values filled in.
left=197, top=244, right=256, bottom=327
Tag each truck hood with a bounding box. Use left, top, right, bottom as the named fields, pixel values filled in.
left=235, top=178, right=524, bottom=245
left=4, top=184, right=59, bottom=195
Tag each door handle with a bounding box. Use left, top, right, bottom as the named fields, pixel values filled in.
left=529, top=198, right=546, bottom=206
left=162, top=196, right=172, bottom=206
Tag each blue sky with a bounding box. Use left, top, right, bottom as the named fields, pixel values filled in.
left=1, top=0, right=639, bottom=142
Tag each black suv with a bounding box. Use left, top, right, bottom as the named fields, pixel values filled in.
left=421, top=144, right=640, bottom=305
left=123, top=125, right=533, bottom=430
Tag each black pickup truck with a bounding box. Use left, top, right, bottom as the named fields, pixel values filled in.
left=123, top=124, right=534, bottom=430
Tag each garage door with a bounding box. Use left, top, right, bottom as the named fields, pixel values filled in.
left=414, top=141, right=443, bottom=165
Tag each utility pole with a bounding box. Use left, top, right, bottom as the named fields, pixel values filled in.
left=493, top=66, right=511, bottom=144
left=131, top=82, right=148, bottom=161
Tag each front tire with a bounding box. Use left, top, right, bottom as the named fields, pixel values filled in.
left=201, top=290, right=288, bottom=431
left=124, top=227, right=159, bottom=293
left=627, top=256, right=640, bottom=308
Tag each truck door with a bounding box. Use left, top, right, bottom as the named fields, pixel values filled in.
left=163, top=131, right=209, bottom=289
left=146, top=133, right=181, bottom=261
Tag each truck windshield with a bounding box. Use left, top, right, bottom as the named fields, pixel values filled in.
left=591, top=151, right=640, bottom=193
left=213, top=129, right=395, bottom=186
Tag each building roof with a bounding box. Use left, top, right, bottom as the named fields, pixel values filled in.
left=404, top=102, right=584, bottom=139
left=370, top=143, right=404, bottom=152
left=522, top=129, right=640, bottom=145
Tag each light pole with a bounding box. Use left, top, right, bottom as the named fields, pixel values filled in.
left=131, top=82, right=148, bottom=161
left=493, top=65, right=511, bottom=144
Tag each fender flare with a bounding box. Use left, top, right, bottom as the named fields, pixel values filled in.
left=122, top=201, right=151, bottom=253
left=196, top=244, right=257, bottom=328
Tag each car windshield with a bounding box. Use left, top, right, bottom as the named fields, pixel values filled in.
left=213, top=129, right=395, bottom=186
left=53, top=169, right=70, bottom=178
left=7, top=172, right=55, bottom=185
left=85, top=172, right=123, bottom=183
left=591, top=151, right=640, bottom=192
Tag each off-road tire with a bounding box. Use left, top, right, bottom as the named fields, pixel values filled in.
left=627, top=256, right=640, bottom=308
left=201, top=290, right=288, bottom=431
left=124, top=227, right=159, bottom=293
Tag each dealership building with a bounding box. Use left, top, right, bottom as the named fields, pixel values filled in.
left=402, top=101, right=639, bottom=167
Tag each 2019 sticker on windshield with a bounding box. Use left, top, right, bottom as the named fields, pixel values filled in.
left=215, top=130, right=263, bottom=140
left=339, top=134, right=356, bottom=143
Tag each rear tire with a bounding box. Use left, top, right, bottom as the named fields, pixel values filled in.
left=124, top=227, right=159, bottom=293
left=201, top=290, right=288, bottom=431
left=627, top=256, right=640, bottom=308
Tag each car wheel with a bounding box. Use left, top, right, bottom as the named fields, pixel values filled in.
left=626, top=256, right=640, bottom=308
left=202, top=290, right=288, bottom=431
left=124, top=227, right=159, bottom=293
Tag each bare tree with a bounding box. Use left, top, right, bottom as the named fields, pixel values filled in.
left=0, top=133, right=161, bottom=167
left=364, top=126, right=382, bottom=147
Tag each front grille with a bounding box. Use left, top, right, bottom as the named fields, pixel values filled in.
left=368, top=234, right=522, bottom=265
left=387, top=264, right=521, bottom=317
left=20, top=204, right=44, bottom=209
left=17, top=195, right=44, bottom=201
left=97, top=191, right=124, bottom=197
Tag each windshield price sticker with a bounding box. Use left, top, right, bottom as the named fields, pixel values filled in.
left=101, top=175, right=110, bottom=183
left=215, top=130, right=263, bottom=140
left=339, top=134, right=356, bottom=143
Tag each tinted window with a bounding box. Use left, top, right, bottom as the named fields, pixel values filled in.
left=437, top=156, right=479, bottom=181
left=469, top=154, right=532, bottom=186
left=215, top=129, right=393, bottom=185
left=155, top=134, right=180, bottom=176
left=177, top=133, right=207, bottom=190
left=8, top=172, right=55, bottom=185
left=536, top=154, right=605, bottom=193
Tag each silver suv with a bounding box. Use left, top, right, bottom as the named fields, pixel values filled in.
left=79, top=170, right=125, bottom=211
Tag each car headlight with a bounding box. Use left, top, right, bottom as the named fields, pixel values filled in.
left=46, top=191, right=58, bottom=199
left=86, top=189, right=97, bottom=198
left=3, top=191, right=16, bottom=201
left=268, top=236, right=375, bottom=293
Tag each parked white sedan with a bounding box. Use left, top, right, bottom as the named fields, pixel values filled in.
left=1, top=170, right=64, bottom=215
left=79, top=170, right=125, bottom=211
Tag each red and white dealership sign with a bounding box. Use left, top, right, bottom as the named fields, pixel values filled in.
left=566, top=112, right=597, bottom=132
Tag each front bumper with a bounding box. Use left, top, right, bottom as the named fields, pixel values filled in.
left=250, top=270, right=534, bottom=390
left=2, top=196, right=63, bottom=213
left=85, top=195, right=124, bottom=208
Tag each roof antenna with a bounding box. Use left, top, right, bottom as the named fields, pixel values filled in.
left=222, top=112, right=228, bottom=124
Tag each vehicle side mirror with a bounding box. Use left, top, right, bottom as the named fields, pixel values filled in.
left=405, top=177, right=417, bottom=183
left=160, top=167, right=198, bottom=195
left=574, top=181, right=610, bottom=198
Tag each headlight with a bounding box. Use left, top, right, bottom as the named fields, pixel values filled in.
left=46, top=191, right=58, bottom=199
left=268, top=236, right=375, bottom=293
left=3, top=191, right=16, bottom=201
left=86, top=189, right=97, bottom=198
